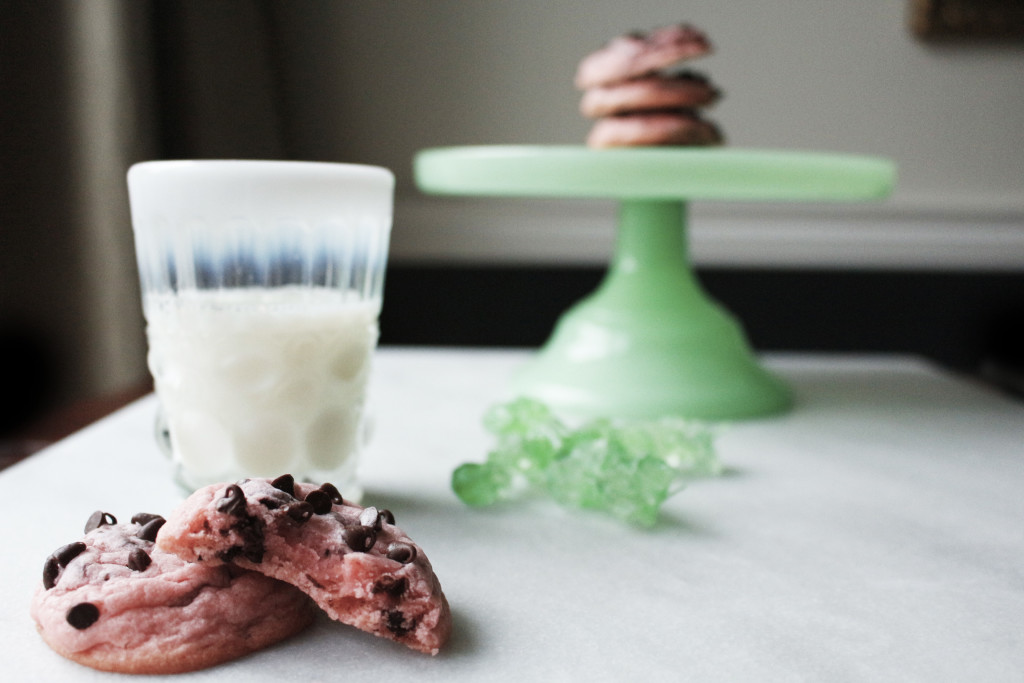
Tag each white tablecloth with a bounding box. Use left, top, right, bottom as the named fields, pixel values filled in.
left=2, top=349, right=1022, bottom=681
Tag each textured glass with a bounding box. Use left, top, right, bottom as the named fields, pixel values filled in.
left=128, top=160, right=394, bottom=495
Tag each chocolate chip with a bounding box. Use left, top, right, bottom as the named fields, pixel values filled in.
left=218, top=514, right=266, bottom=564
left=271, top=474, right=295, bottom=497
left=130, top=512, right=163, bottom=526
left=372, top=574, right=408, bottom=597
left=54, top=542, right=87, bottom=567
left=137, top=517, right=166, bottom=542
left=385, top=542, right=417, bottom=564
left=216, top=484, right=247, bottom=516
left=241, top=543, right=264, bottom=563
left=84, top=511, right=116, bottom=533
left=319, top=482, right=343, bottom=505
left=128, top=548, right=152, bottom=571
left=359, top=506, right=381, bottom=530
left=257, top=487, right=295, bottom=511
left=304, top=489, right=333, bottom=515
left=217, top=546, right=243, bottom=562
left=380, top=509, right=396, bottom=525
left=677, top=69, right=710, bottom=84
left=284, top=501, right=314, bottom=524
left=43, top=557, right=60, bottom=590
left=219, top=537, right=264, bottom=564
left=385, top=609, right=411, bottom=636
left=66, top=603, right=100, bottom=629
left=343, top=526, right=377, bottom=552
left=232, top=515, right=266, bottom=563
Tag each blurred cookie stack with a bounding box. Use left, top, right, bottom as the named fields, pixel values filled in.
left=575, top=24, right=724, bottom=148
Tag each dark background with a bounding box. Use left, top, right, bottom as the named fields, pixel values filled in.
left=3, top=3, right=1023, bottom=449
left=380, top=264, right=1024, bottom=399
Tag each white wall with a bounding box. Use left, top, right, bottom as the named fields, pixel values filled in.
left=277, top=1, right=1024, bottom=270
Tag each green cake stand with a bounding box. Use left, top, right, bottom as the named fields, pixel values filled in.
left=414, top=146, right=895, bottom=420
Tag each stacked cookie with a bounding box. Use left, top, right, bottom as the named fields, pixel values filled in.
left=31, top=476, right=452, bottom=674
left=575, top=24, right=724, bottom=148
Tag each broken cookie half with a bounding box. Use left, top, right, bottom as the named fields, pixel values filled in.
left=157, top=475, right=452, bottom=656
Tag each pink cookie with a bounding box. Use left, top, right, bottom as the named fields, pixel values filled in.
left=158, top=476, right=452, bottom=655
left=580, top=71, right=720, bottom=118
left=30, top=512, right=315, bottom=674
left=575, top=24, right=712, bottom=89
left=587, top=111, right=724, bottom=148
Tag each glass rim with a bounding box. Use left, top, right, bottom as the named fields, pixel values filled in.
left=128, top=159, right=394, bottom=184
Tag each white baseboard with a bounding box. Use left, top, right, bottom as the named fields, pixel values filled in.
left=392, top=196, right=1024, bottom=271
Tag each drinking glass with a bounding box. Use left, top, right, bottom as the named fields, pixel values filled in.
left=127, top=160, right=393, bottom=497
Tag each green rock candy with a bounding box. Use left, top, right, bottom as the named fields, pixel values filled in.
left=452, top=398, right=720, bottom=526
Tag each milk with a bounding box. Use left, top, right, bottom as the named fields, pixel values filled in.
left=145, top=286, right=380, bottom=494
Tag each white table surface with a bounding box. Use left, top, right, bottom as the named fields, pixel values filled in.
left=2, top=348, right=1023, bottom=682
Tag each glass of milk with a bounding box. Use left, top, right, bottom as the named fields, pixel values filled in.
left=127, top=160, right=393, bottom=497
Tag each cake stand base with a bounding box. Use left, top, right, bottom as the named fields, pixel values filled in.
left=509, top=199, right=791, bottom=420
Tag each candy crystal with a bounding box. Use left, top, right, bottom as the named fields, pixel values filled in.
left=451, top=462, right=513, bottom=506
left=452, top=398, right=720, bottom=526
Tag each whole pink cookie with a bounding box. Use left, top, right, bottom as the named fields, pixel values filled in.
left=580, top=71, right=720, bottom=118
left=586, top=111, right=724, bottom=148
left=30, top=512, right=315, bottom=674
left=575, top=24, right=712, bottom=89
left=158, top=476, right=452, bottom=655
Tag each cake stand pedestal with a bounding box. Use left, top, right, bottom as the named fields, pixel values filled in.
left=414, top=146, right=895, bottom=420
